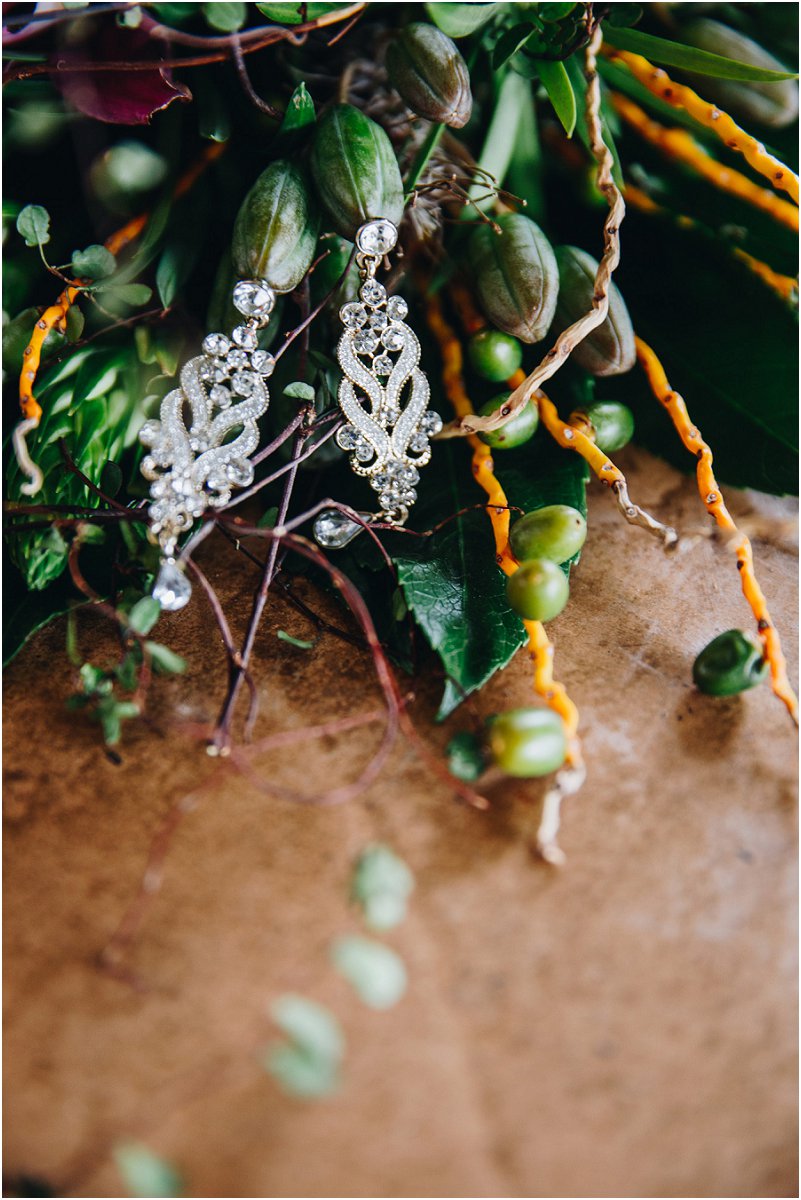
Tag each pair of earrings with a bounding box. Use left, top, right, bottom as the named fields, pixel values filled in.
left=140, top=218, right=441, bottom=612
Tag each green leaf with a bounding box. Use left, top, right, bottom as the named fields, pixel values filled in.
left=71, top=244, right=116, bottom=279
left=149, top=2, right=196, bottom=23
left=446, top=731, right=486, bottom=782
left=255, top=2, right=348, bottom=23
left=535, top=58, right=577, bottom=136
left=425, top=2, right=500, bottom=37
left=202, top=1, right=246, bottom=31
left=267, top=994, right=345, bottom=1093
left=283, top=381, right=316, bottom=402
left=264, top=1043, right=340, bottom=1098
left=276, top=630, right=315, bottom=649
left=351, top=844, right=414, bottom=931
left=145, top=641, right=187, bottom=674
left=492, top=22, right=536, bottom=72
left=393, top=438, right=588, bottom=718
left=565, top=53, right=624, bottom=189
left=539, top=2, right=578, bottom=20
left=3, top=587, right=85, bottom=667
left=603, top=217, right=798, bottom=495
left=468, top=70, right=532, bottom=213
left=331, top=936, right=408, bottom=1010
left=113, top=1142, right=182, bottom=1199
left=128, top=596, right=161, bottom=635
left=16, top=204, right=50, bottom=247
left=103, top=282, right=153, bottom=308
left=602, top=26, right=800, bottom=82
left=65, top=304, right=85, bottom=341
left=272, top=82, right=316, bottom=154
left=156, top=231, right=199, bottom=310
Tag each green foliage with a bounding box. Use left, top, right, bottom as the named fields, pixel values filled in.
left=446, top=731, right=486, bottom=781
left=202, top=1, right=246, bottom=32
left=425, top=2, right=499, bottom=38
left=5, top=345, right=160, bottom=588
left=331, top=936, right=408, bottom=1010
left=113, top=1142, right=182, bottom=1199
left=392, top=436, right=587, bottom=718
left=351, top=844, right=414, bottom=931
left=16, top=204, right=50, bottom=247
left=71, top=244, right=116, bottom=279
left=602, top=25, right=799, bottom=82
left=265, top=995, right=344, bottom=1098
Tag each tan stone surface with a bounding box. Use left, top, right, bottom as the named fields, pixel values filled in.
left=3, top=449, right=798, bottom=1198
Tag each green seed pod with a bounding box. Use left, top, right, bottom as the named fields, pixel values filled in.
left=683, top=19, right=799, bottom=129
left=487, top=707, right=566, bottom=778
left=468, top=214, right=559, bottom=344
left=510, top=505, right=586, bottom=565
left=553, top=246, right=635, bottom=376
left=692, top=629, right=769, bottom=697
left=467, top=329, right=523, bottom=381
left=506, top=558, right=569, bottom=622
left=477, top=393, right=538, bottom=449
left=232, top=160, right=320, bottom=293
left=310, top=104, right=404, bottom=240
left=386, top=22, right=472, bottom=129
left=575, top=399, right=635, bottom=454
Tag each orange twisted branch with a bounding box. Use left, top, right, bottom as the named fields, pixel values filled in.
left=610, top=91, right=799, bottom=232
left=635, top=336, right=798, bottom=725
left=605, top=48, right=800, bottom=204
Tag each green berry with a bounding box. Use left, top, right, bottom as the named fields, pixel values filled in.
left=506, top=558, right=569, bottom=622
left=692, top=629, right=769, bottom=697
left=579, top=400, right=635, bottom=454
left=467, top=330, right=523, bottom=382
left=477, top=393, right=539, bottom=450
left=488, top=707, right=566, bottom=778
left=509, top=505, right=586, bottom=565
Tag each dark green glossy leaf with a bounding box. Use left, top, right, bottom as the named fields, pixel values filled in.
left=72, top=244, right=116, bottom=279
left=602, top=215, right=798, bottom=494
left=491, top=22, right=536, bottom=72
left=602, top=25, right=799, bottom=82
left=536, top=58, right=577, bottom=136
left=392, top=437, right=587, bottom=719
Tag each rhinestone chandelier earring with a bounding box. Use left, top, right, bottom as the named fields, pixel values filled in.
left=314, top=218, right=442, bottom=550
left=139, top=279, right=278, bottom=611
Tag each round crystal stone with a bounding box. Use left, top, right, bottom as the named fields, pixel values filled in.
left=382, top=327, right=404, bottom=352
left=337, top=426, right=359, bottom=451
left=232, top=371, right=256, bottom=396
left=210, top=384, right=231, bottom=408
left=410, top=432, right=428, bottom=453
left=421, top=411, right=443, bottom=435
left=355, top=442, right=373, bottom=462
left=232, top=325, right=258, bottom=350
left=369, top=310, right=388, bottom=329
left=356, top=219, right=398, bottom=256
left=341, top=302, right=368, bottom=328
left=203, top=333, right=230, bottom=357
left=373, top=354, right=393, bottom=376
left=153, top=560, right=192, bottom=612
left=353, top=329, right=379, bottom=355
left=386, top=295, right=408, bottom=321
left=232, top=279, right=275, bottom=320
left=251, top=350, right=275, bottom=376
left=226, top=348, right=249, bottom=370
left=139, top=419, right=160, bottom=446
left=360, top=279, right=386, bottom=307
left=213, top=363, right=229, bottom=383
left=226, top=459, right=254, bottom=487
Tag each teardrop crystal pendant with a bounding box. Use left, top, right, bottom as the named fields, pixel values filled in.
left=323, top=219, right=441, bottom=543
left=139, top=278, right=277, bottom=607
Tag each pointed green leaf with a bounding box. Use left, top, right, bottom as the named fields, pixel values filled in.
left=536, top=58, right=577, bottom=136
left=603, top=26, right=799, bottom=82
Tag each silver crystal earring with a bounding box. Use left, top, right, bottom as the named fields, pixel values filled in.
left=313, top=219, right=441, bottom=550
left=139, top=279, right=278, bottom=610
